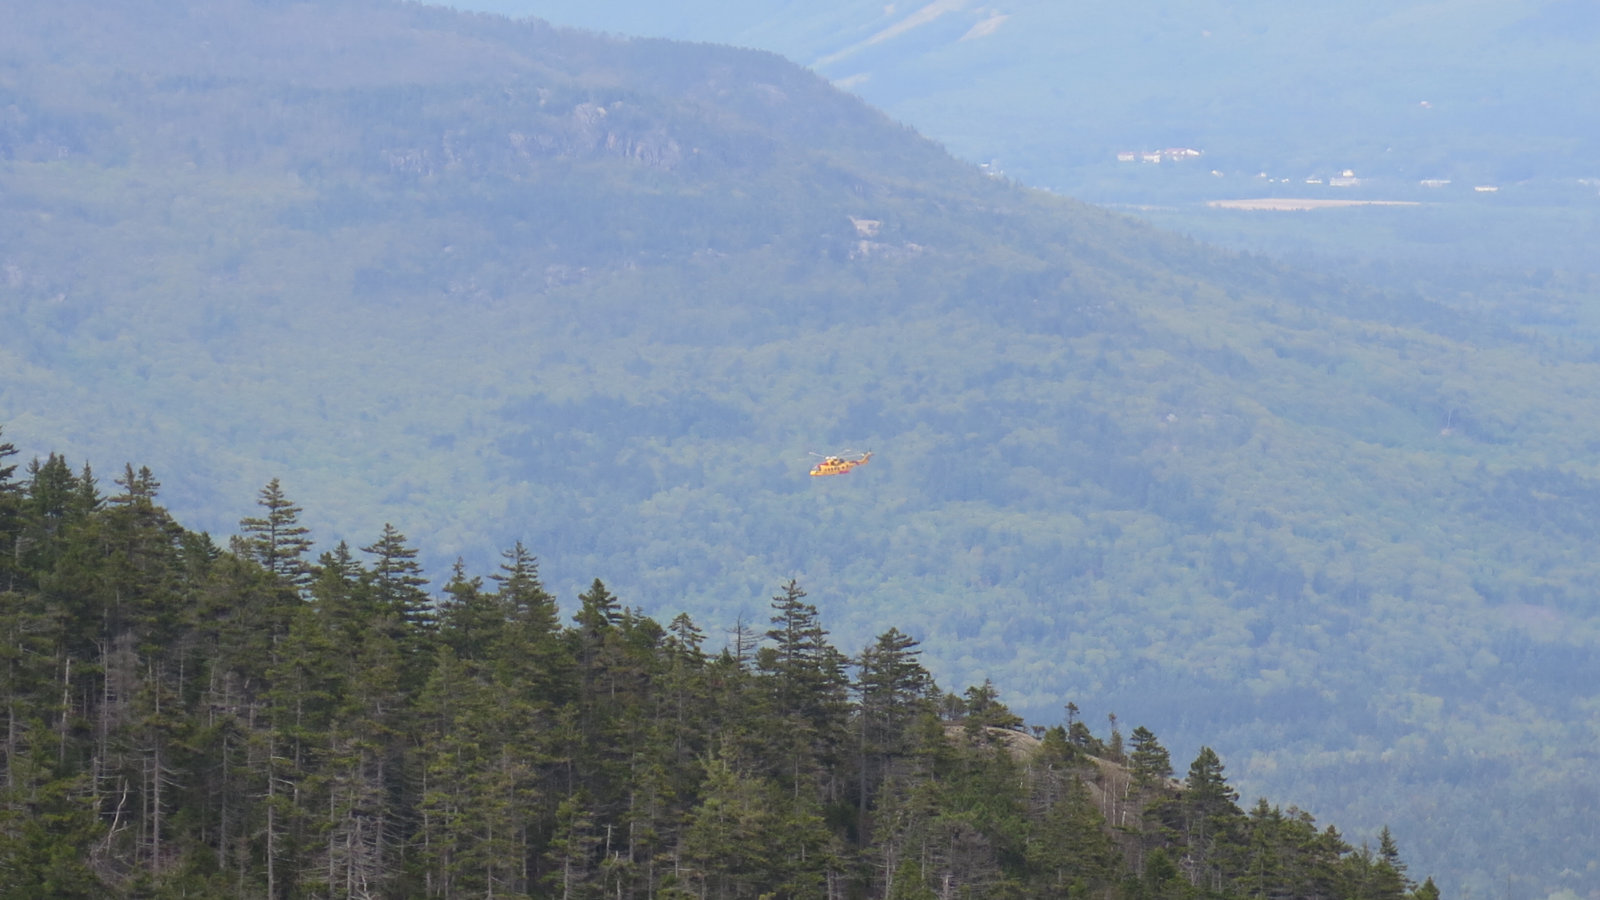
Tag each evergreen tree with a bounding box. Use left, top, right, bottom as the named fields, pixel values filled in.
left=260, top=601, right=346, bottom=898
left=490, top=543, right=568, bottom=698
left=0, top=751, right=105, bottom=899
left=666, top=612, right=705, bottom=659
left=1181, top=746, right=1244, bottom=890
left=574, top=578, right=622, bottom=643
left=655, top=612, right=713, bottom=795
left=1378, top=826, right=1407, bottom=879
left=1242, top=798, right=1287, bottom=900
left=1185, top=746, right=1240, bottom=817
left=362, top=524, right=432, bottom=630
left=414, top=648, right=529, bottom=899
left=322, top=614, right=406, bottom=899
left=857, top=627, right=936, bottom=820
left=1141, top=847, right=1185, bottom=900
left=437, top=559, right=502, bottom=662
left=886, top=856, right=939, bottom=900
left=758, top=580, right=850, bottom=791
left=1306, top=824, right=1354, bottom=900
left=961, top=679, right=1023, bottom=732
left=0, top=427, right=21, bottom=593
left=492, top=541, right=558, bottom=636
left=19, top=454, right=80, bottom=580
left=680, top=757, right=784, bottom=899
left=1025, top=769, right=1120, bottom=896
left=1105, top=712, right=1124, bottom=763
left=858, top=628, right=933, bottom=736
left=544, top=793, right=603, bottom=900
left=307, top=541, right=370, bottom=642
left=103, top=463, right=186, bottom=652
left=362, top=523, right=434, bottom=690
left=1128, top=725, right=1173, bottom=789
left=237, top=478, right=314, bottom=590
left=1365, top=826, right=1413, bottom=900
left=0, top=427, right=17, bottom=489
left=762, top=581, right=839, bottom=687
left=571, top=578, right=625, bottom=728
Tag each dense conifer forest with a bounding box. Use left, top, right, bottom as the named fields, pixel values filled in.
left=0, top=428, right=1436, bottom=899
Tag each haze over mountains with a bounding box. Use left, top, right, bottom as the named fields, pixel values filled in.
left=470, top=0, right=1600, bottom=272
left=3, top=1, right=1600, bottom=897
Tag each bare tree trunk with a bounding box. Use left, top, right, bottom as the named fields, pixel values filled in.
left=57, top=656, right=71, bottom=765
left=218, top=728, right=231, bottom=874
left=266, top=748, right=277, bottom=900
left=4, top=651, right=15, bottom=792
left=151, top=745, right=162, bottom=874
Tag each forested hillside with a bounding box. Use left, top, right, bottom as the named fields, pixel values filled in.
left=473, top=0, right=1600, bottom=271
left=471, top=0, right=1600, bottom=186
left=3, top=2, right=1600, bottom=897
left=0, top=435, right=1438, bottom=900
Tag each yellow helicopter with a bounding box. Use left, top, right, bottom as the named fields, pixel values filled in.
left=809, top=450, right=872, bottom=477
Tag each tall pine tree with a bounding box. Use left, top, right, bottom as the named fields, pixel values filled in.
left=236, top=478, right=314, bottom=591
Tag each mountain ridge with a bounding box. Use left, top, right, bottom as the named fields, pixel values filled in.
left=468, top=0, right=1600, bottom=273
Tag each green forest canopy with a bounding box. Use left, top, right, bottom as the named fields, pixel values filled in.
left=0, top=432, right=1436, bottom=900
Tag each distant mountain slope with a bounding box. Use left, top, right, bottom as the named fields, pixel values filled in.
left=4, top=2, right=1600, bottom=898
left=471, top=0, right=1600, bottom=186
left=469, top=0, right=1600, bottom=272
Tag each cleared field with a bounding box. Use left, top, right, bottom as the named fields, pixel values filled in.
left=1206, top=197, right=1423, bottom=210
